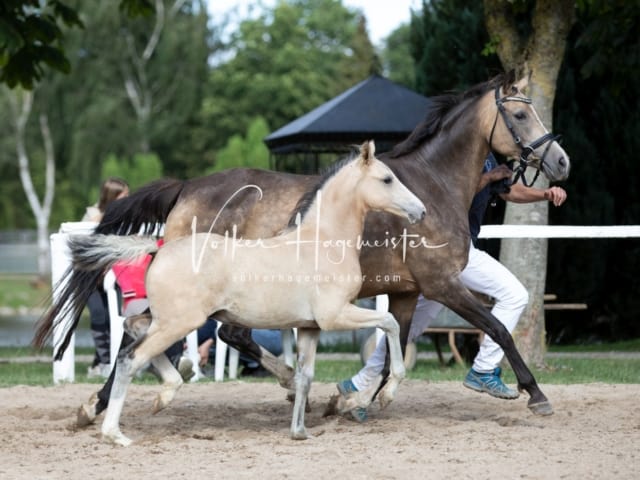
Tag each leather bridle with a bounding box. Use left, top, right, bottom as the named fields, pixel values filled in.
left=489, top=86, right=561, bottom=187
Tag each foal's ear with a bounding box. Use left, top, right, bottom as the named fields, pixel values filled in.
left=359, top=140, right=375, bottom=165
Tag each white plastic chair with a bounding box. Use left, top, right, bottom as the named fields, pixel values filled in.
left=103, top=269, right=204, bottom=382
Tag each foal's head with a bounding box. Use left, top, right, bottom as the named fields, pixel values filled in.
left=353, top=140, right=426, bottom=224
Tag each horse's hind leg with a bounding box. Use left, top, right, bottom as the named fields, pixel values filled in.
left=218, top=324, right=295, bottom=389
left=101, top=322, right=192, bottom=446
left=77, top=313, right=150, bottom=427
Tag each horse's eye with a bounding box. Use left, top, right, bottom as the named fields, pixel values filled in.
left=383, top=176, right=393, bottom=184
left=514, top=111, right=527, bottom=121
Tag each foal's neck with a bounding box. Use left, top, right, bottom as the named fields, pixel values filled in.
left=298, top=170, right=366, bottom=243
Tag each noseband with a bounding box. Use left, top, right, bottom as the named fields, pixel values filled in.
left=489, top=86, right=561, bottom=187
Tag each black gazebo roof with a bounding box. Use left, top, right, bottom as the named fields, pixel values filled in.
left=264, top=75, right=430, bottom=155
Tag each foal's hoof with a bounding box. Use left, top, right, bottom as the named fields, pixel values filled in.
left=102, top=431, right=133, bottom=447
left=152, top=396, right=167, bottom=414
left=528, top=399, right=554, bottom=416
left=76, top=403, right=97, bottom=427
left=290, top=429, right=309, bottom=440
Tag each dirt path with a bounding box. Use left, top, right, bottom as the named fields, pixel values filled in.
left=1, top=381, right=638, bottom=480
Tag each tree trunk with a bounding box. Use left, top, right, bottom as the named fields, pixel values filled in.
left=7, top=89, right=56, bottom=278
left=484, top=0, right=575, bottom=365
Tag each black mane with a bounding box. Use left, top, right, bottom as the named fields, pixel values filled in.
left=388, top=73, right=510, bottom=159
left=287, top=152, right=357, bottom=228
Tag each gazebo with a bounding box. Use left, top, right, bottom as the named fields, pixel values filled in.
left=264, top=74, right=430, bottom=173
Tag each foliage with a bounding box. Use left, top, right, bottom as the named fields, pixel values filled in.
left=0, top=0, right=81, bottom=88
left=402, top=0, right=640, bottom=342
left=409, top=0, right=501, bottom=96
left=380, top=23, right=414, bottom=89
left=0, top=1, right=212, bottom=228
left=101, top=153, right=164, bottom=191
left=546, top=1, right=640, bottom=341
left=0, top=0, right=157, bottom=89
left=198, top=0, right=380, bottom=154
left=207, top=117, right=271, bottom=173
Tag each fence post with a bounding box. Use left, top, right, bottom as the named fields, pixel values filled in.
left=50, top=222, right=97, bottom=384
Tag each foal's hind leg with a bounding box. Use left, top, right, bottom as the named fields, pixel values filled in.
left=77, top=313, right=151, bottom=427
left=101, top=323, right=194, bottom=446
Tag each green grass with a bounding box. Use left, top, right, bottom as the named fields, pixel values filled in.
left=1, top=351, right=638, bottom=387
left=0, top=275, right=51, bottom=310
left=548, top=338, right=640, bottom=352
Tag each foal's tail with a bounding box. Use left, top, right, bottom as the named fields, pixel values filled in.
left=32, top=235, right=160, bottom=359
left=32, top=178, right=183, bottom=358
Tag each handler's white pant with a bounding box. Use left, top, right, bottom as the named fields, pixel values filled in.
left=351, top=244, right=528, bottom=391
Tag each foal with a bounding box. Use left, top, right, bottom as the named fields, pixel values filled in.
left=68, top=141, right=426, bottom=445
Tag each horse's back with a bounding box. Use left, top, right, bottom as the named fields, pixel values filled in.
left=165, top=168, right=317, bottom=241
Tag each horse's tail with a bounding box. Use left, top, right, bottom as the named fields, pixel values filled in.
left=96, top=178, right=185, bottom=235
left=32, top=235, right=160, bottom=359
left=69, top=234, right=160, bottom=272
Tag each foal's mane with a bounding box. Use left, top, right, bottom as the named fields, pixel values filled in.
left=287, top=151, right=359, bottom=228
left=387, top=72, right=512, bottom=159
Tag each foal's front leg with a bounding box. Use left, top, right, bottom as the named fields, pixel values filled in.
left=322, top=304, right=405, bottom=411
left=290, top=328, right=320, bottom=440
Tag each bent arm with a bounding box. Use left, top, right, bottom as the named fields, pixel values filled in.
left=501, top=183, right=567, bottom=206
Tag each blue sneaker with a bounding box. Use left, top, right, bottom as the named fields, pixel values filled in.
left=463, top=367, right=519, bottom=399
left=336, top=379, right=368, bottom=422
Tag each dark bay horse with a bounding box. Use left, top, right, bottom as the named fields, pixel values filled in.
left=35, top=72, right=569, bottom=426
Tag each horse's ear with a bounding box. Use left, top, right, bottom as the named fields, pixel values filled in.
left=359, top=140, right=375, bottom=165
left=514, top=63, right=530, bottom=93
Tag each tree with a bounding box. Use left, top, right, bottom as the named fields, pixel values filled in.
left=199, top=0, right=379, bottom=153
left=0, top=0, right=153, bottom=89
left=380, top=24, right=415, bottom=89
left=411, top=0, right=502, bottom=95
left=207, top=117, right=271, bottom=173
left=4, top=86, right=54, bottom=277
left=484, top=0, right=575, bottom=365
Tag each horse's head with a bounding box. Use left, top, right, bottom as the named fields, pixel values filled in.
left=356, top=140, right=426, bottom=224
left=486, top=72, right=570, bottom=185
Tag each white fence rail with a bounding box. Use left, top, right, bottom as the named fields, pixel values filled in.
left=50, top=223, right=640, bottom=384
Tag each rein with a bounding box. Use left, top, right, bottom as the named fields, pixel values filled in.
left=489, top=86, right=561, bottom=187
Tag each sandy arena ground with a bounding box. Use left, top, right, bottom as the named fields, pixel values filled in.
left=0, top=381, right=638, bottom=480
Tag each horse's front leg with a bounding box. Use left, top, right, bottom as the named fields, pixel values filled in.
left=290, top=328, right=320, bottom=440
left=442, top=283, right=553, bottom=416
left=322, top=303, right=405, bottom=411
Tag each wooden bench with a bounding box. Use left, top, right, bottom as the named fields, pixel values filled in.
left=422, top=294, right=587, bottom=367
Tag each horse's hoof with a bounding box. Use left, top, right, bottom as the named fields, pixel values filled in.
left=152, top=396, right=166, bottom=414
left=528, top=399, right=554, bottom=416
left=378, top=383, right=397, bottom=410
left=290, top=429, right=308, bottom=440
left=323, top=394, right=340, bottom=417
left=102, top=431, right=133, bottom=447
left=378, top=391, right=393, bottom=410
left=76, top=403, right=97, bottom=427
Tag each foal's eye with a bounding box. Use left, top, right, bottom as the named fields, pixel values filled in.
left=514, top=110, right=527, bottom=120
left=383, top=176, right=393, bottom=185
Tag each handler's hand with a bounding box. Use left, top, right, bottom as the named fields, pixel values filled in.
left=487, top=164, right=513, bottom=183
left=544, top=186, right=567, bottom=206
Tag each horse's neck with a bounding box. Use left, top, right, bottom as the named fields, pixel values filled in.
left=298, top=179, right=366, bottom=246
left=398, top=116, right=490, bottom=210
